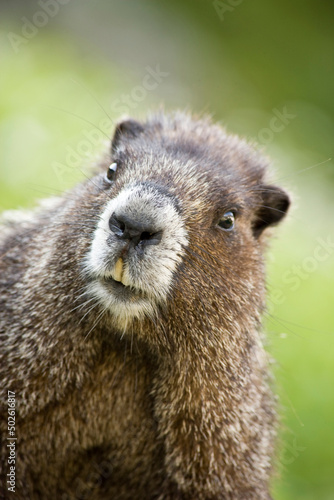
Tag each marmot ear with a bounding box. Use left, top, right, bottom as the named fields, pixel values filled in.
left=111, top=118, right=145, bottom=153
left=252, top=185, right=290, bottom=237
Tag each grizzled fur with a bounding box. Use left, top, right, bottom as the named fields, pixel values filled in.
left=0, top=111, right=290, bottom=499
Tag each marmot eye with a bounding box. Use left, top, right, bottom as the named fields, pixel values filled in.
left=105, top=162, right=118, bottom=183
left=218, top=211, right=235, bottom=231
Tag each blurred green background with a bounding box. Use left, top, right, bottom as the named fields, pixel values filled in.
left=0, top=1, right=333, bottom=498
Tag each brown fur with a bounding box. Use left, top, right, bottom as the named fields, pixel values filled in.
left=0, top=111, right=290, bottom=499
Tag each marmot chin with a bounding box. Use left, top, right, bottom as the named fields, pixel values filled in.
left=0, top=111, right=290, bottom=499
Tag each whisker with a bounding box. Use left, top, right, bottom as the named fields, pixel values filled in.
left=80, top=299, right=101, bottom=325
left=275, top=157, right=332, bottom=183
left=253, top=204, right=289, bottom=215
left=69, top=295, right=97, bottom=314
left=70, top=77, right=114, bottom=124
left=45, top=104, right=110, bottom=141
left=84, top=305, right=107, bottom=341
left=270, top=317, right=334, bottom=337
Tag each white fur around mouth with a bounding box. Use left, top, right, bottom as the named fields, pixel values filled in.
left=101, top=275, right=144, bottom=298
left=83, top=182, right=188, bottom=327
left=85, top=278, right=156, bottom=330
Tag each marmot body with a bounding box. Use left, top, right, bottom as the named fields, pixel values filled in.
left=0, top=111, right=290, bottom=499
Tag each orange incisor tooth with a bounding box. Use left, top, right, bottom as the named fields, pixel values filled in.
left=114, top=258, right=123, bottom=282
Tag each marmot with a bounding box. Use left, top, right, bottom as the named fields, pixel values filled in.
left=0, top=111, right=290, bottom=500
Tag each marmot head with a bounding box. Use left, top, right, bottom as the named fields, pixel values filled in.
left=82, top=111, right=290, bottom=334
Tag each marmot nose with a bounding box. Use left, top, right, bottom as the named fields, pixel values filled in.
left=109, top=213, right=163, bottom=247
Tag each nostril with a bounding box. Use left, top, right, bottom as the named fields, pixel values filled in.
left=140, top=230, right=163, bottom=246
left=109, top=213, right=125, bottom=236
left=140, top=231, right=153, bottom=241
left=109, top=212, right=162, bottom=246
